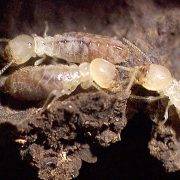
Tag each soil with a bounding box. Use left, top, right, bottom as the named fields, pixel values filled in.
left=0, top=0, right=179, bottom=179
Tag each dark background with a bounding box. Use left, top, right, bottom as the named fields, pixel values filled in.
left=0, top=0, right=179, bottom=179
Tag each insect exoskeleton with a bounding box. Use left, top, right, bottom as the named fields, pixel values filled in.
left=0, top=58, right=121, bottom=109
left=138, top=64, right=173, bottom=91
left=3, top=34, right=36, bottom=65
left=137, top=64, right=180, bottom=121
left=0, top=32, right=130, bottom=75
left=0, top=34, right=37, bottom=75
left=89, top=58, right=120, bottom=91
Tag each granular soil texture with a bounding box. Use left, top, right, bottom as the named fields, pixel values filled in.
left=0, top=0, right=180, bottom=179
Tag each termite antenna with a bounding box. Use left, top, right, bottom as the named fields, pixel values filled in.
left=43, top=21, right=49, bottom=37
left=122, top=38, right=152, bottom=63
left=0, top=38, right=10, bottom=43
left=0, top=62, right=13, bottom=76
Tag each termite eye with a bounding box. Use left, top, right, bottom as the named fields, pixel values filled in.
left=90, top=58, right=117, bottom=89
left=142, top=64, right=173, bottom=91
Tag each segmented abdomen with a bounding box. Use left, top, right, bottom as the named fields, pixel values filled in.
left=3, top=65, right=81, bottom=101
left=53, top=32, right=130, bottom=64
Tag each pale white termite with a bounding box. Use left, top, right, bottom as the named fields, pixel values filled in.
left=118, top=38, right=180, bottom=122
left=0, top=31, right=130, bottom=75
left=0, top=58, right=122, bottom=109
left=121, top=62, right=180, bottom=123
left=136, top=64, right=180, bottom=122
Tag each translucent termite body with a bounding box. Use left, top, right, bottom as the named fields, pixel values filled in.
left=34, top=32, right=130, bottom=64
left=0, top=32, right=130, bottom=75
left=0, top=58, right=121, bottom=108
left=135, top=64, right=180, bottom=121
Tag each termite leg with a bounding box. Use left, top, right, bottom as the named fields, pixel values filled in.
left=50, top=57, right=61, bottom=65
left=125, top=67, right=139, bottom=93
left=41, top=90, right=63, bottom=111
left=34, top=55, right=46, bottom=66
left=0, top=62, right=13, bottom=75
left=116, top=65, right=139, bottom=93
left=162, top=101, right=172, bottom=123
left=41, top=89, right=71, bottom=111
left=52, top=57, right=58, bottom=63
left=122, top=37, right=152, bottom=63
left=43, top=21, right=49, bottom=37
left=129, top=95, right=164, bottom=102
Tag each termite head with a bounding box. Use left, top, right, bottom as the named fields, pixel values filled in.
left=139, top=64, right=173, bottom=92
left=4, top=34, right=36, bottom=65
left=89, top=58, right=120, bottom=91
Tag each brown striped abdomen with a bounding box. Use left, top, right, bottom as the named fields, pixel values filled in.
left=53, top=32, right=130, bottom=64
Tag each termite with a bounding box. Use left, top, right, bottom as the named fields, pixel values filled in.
left=0, top=29, right=130, bottom=75
left=135, top=64, right=180, bottom=122
left=116, top=38, right=180, bottom=122
left=0, top=58, right=123, bottom=109
left=121, top=60, right=180, bottom=122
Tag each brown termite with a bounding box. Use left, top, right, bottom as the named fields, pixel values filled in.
left=0, top=58, right=123, bottom=110
left=0, top=28, right=130, bottom=75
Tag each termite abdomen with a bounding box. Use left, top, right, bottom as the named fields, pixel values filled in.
left=1, top=65, right=82, bottom=102
left=2, top=67, right=47, bottom=101
left=53, top=32, right=130, bottom=64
